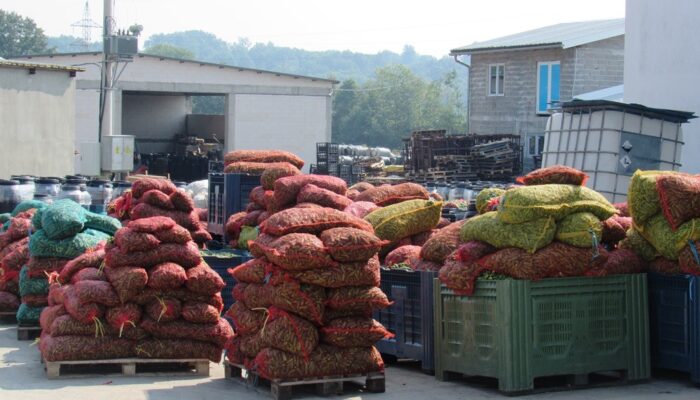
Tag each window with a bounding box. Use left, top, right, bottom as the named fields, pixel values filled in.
left=536, top=61, right=560, bottom=114
left=488, top=64, right=504, bottom=96
left=527, top=135, right=546, bottom=156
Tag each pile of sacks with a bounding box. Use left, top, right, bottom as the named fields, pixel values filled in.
left=18, top=200, right=119, bottom=325
left=439, top=166, right=645, bottom=295
left=39, top=216, right=233, bottom=362
left=622, top=170, right=700, bottom=275
left=108, top=178, right=211, bottom=247
left=0, top=202, right=46, bottom=315
left=224, top=176, right=390, bottom=380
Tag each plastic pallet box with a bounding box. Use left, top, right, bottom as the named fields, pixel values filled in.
left=374, top=270, right=436, bottom=372
left=202, top=249, right=253, bottom=312
left=434, top=274, right=650, bottom=394
left=207, top=173, right=260, bottom=237
left=648, top=273, right=700, bottom=385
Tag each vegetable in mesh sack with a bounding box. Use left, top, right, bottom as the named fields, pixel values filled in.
left=321, top=317, right=393, bottom=348
left=114, top=228, right=160, bottom=252
left=288, top=255, right=380, bottom=288
left=128, top=216, right=176, bottom=233
left=186, top=262, right=225, bottom=295
left=56, top=245, right=104, bottom=284
left=678, top=240, right=700, bottom=275
left=84, top=212, right=121, bottom=236
left=228, top=258, right=269, bottom=284
left=344, top=201, right=380, bottom=219
left=411, top=229, right=437, bottom=246
left=48, top=283, right=66, bottom=306
left=475, top=188, right=506, bottom=215
left=29, top=229, right=110, bottom=259
left=0, top=291, right=19, bottom=311
left=11, top=200, right=47, bottom=216
left=16, top=303, right=42, bottom=324
left=39, top=304, right=65, bottom=331
left=601, top=215, right=632, bottom=245
left=237, top=226, right=258, bottom=250
left=249, top=186, right=268, bottom=208
left=0, top=236, right=28, bottom=262
left=71, top=280, right=119, bottom=306
left=19, top=266, right=49, bottom=296
left=0, top=213, right=11, bottom=224
left=21, top=294, right=48, bottom=307
left=320, top=227, right=382, bottom=263
left=269, top=280, right=325, bottom=324
left=585, top=248, right=646, bottom=277
left=131, top=178, right=177, bottom=199
left=2, top=244, right=29, bottom=272
left=225, top=301, right=267, bottom=335
left=226, top=212, right=248, bottom=240
left=619, top=228, right=657, bottom=261
left=346, top=189, right=360, bottom=201
left=224, top=149, right=305, bottom=169
left=326, top=286, right=391, bottom=314
left=261, top=308, right=319, bottom=358
left=130, top=203, right=200, bottom=231
left=555, top=212, right=602, bottom=248
left=627, top=170, right=678, bottom=226
left=170, top=189, right=195, bottom=212
left=104, top=266, right=148, bottom=303
left=460, top=212, right=556, bottom=253
left=145, top=297, right=182, bottom=322
left=225, top=336, right=245, bottom=364
left=106, top=303, right=142, bottom=337
left=153, top=225, right=192, bottom=244
left=261, top=162, right=302, bottom=190
left=656, top=174, right=700, bottom=230
left=614, top=202, right=630, bottom=218
left=141, top=317, right=233, bottom=347
left=239, top=331, right=267, bottom=358
left=385, top=245, right=422, bottom=267
left=50, top=314, right=111, bottom=337
left=263, top=207, right=373, bottom=237
left=71, top=267, right=107, bottom=283
left=0, top=216, right=31, bottom=248
left=261, top=233, right=335, bottom=271
left=420, top=220, right=467, bottom=263
left=364, top=200, right=442, bottom=242
left=649, top=257, right=682, bottom=275
left=133, top=288, right=224, bottom=312
left=349, top=182, right=374, bottom=193
left=249, top=233, right=278, bottom=258
left=41, top=335, right=135, bottom=362
left=273, top=175, right=347, bottom=208
left=140, top=189, right=173, bottom=209
left=63, top=287, right=105, bottom=323
left=147, top=262, right=187, bottom=290
left=252, top=345, right=384, bottom=380
left=355, top=183, right=429, bottom=206
left=637, top=214, right=700, bottom=259
left=40, top=199, right=87, bottom=240
left=191, top=228, right=213, bottom=245
left=105, top=241, right=202, bottom=269
left=411, top=259, right=442, bottom=272
left=297, top=184, right=352, bottom=210
left=224, top=161, right=274, bottom=175
left=135, top=338, right=222, bottom=363
left=232, top=283, right=273, bottom=309
left=516, top=165, right=589, bottom=186
left=182, top=302, right=220, bottom=324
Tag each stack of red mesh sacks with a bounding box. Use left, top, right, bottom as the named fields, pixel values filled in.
left=224, top=174, right=390, bottom=380
left=108, top=178, right=211, bottom=247
left=38, top=216, right=233, bottom=362
left=0, top=210, right=35, bottom=315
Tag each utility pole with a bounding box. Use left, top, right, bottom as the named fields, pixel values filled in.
left=101, top=0, right=115, bottom=139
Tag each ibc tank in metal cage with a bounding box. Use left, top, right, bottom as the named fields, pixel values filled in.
left=543, top=100, right=695, bottom=202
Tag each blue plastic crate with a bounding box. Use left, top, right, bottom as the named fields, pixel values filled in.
left=207, top=173, right=260, bottom=238
left=374, top=269, right=436, bottom=372
left=648, top=273, right=700, bottom=385
left=203, top=249, right=253, bottom=312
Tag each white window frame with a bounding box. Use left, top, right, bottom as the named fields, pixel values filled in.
left=526, top=134, right=546, bottom=157
left=536, top=61, right=560, bottom=115
left=487, top=63, right=505, bottom=96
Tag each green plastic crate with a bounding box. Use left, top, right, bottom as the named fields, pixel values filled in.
left=434, top=274, right=650, bottom=394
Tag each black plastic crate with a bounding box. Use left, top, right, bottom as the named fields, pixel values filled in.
left=208, top=173, right=261, bottom=237
left=203, top=250, right=253, bottom=312
left=316, top=142, right=340, bottom=154
left=209, top=160, right=224, bottom=173
left=374, top=269, right=437, bottom=373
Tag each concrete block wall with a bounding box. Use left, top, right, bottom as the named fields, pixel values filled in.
left=572, top=36, right=625, bottom=96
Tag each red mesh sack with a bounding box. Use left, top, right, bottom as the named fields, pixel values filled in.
left=225, top=336, right=245, bottom=364
left=106, top=303, right=142, bottom=337
left=678, top=240, right=700, bottom=275
left=228, top=258, right=269, bottom=284
left=322, top=308, right=372, bottom=325
left=614, top=202, right=630, bottom=218
left=412, top=259, right=442, bottom=272
left=297, top=184, right=352, bottom=210
left=420, top=220, right=468, bottom=263
left=236, top=283, right=273, bottom=309
left=657, top=174, right=700, bottom=230
left=239, top=331, right=267, bottom=358
left=127, top=216, right=176, bottom=233
left=170, top=189, right=195, bottom=212
left=21, top=294, right=47, bottom=307
left=1, top=245, right=29, bottom=272
left=141, top=317, right=233, bottom=347
left=105, top=241, right=202, bottom=269
left=344, top=201, right=380, bottom=219
left=437, top=217, right=451, bottom=229
left=139, top=189, right=174, bottom=210
left=262, top=307, right=319, bottom=358
left=104, top=266, right=148, bottom=303
left=516, top=165, right=589, bottom=186
left=263, top=207, right=373, bottom=236
left=71, top=280, right=119, bottom=306
left=355, top=183, right=429, bottom=206
left=288, top=256, right=381, bottom=288
left=385, top=245, right=422, bottom=267
left=186, top=263, right=225, bottom=295
left=455, top=241, right=497, bottom=263
left=326, top=286, right=391, bottom=314
left=585, top=248, right=647, bottom=277
left=320, top=227, right=383, bottom=263
left=131, top=178, right=177, bottom=199
left=71, top=268, right=107, bottom=283
left=270, top=280, right=325, bottom=325
left=0, top=291, right=19, bottom=311
left=224, top=161, right=272, bottom=175
left=601, top=215, right=632, bottom=245
left=261, top=233, right=334, bottom=271
left=39, top=304, right=65, bottom=331
left=349, top=182, right=374, bottom=192
left=321, top=317, right=393, bottom=348
left=257, top=211, right=270, bottom=225
left=28, top=257, right=70, bottom=280
left=261, top=162, right=302, bottom=190
left=182, top=302, right=220, bottom=324
left=145, top=297, right=182, bottom=322
left=438, top=253, right=487, bottom=296
left=63, top=288, right=106, bottom=324
left=246, top=202, right=263, bottom=213
left=411, top=229, right=437, bottom=246
left=192, top=228, right=213, bottom=245
left=48, top=283, right=66, bottom=306
left=135, top=338, right=222, bottom=363
left=50, top=314, right=109, bottom=337
left=130, top=203, right=200, bottom=231
left=224, top=149, right=305, bottom=169
left=273, top=175, right=347, bottom=208
left=114, top=228, right=160, bottom=252
left=153, top=225, right=192, bottom=244
left=225, top=301, right=267, bottom=335
left=225, top=212, right=248, bottom=239
left=148, top=262, right=187, bottom=290
left=347, top=189, right=360, bottom=201
left=58, top=246, right=105, bottom=284
left=0, top=216, right=31, bottom=248
left=649, top=257, right=682, bottom=274
left=132, top=288, right=223, bottom=311
left=249, top=186, right=267, bottom=208
left=0, top=237, right=28, bottom=261
left=41, top=335, right=136, bottom=362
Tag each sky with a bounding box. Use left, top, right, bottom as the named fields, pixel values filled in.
left=3, top=0, right=625, bottom=57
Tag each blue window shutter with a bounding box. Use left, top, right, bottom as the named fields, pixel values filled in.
left=550, top=63, right=560, bottom=105
left=538, top=64, right=549, bottom=112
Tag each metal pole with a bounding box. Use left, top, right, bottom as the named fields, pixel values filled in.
left=452, top=55, right=471, bottom=134
left=101, top=0, right=115, bottom=138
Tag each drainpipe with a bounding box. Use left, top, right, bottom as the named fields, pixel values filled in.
left=453, top=54, right=471, bottom=134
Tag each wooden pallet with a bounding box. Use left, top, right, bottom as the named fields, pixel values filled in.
left=17, top=324, right=41, bottom=341
left=0, top=311, right=16, bottom=324
left=224, top=362, right=385, bottom=400
left=44, top=358, right=210, bottom=379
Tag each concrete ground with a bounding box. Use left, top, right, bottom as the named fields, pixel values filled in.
left=0, top=324, right=697, bottom=400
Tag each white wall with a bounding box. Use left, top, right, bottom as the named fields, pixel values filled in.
left=232, top=94, right=330, bottom=172
left=0, top=67, right=76, bottom=177
left=624, top=0, right=700, bottom=172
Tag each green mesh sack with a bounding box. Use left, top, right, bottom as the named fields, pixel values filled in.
left=41, top=199, right=87, bottom=240
left=29, top=229, right=110, bottom=259
left=619, top=228, right=657, bottom=262
left=238, top=226, right=259, bottom=250
left=19, top=265, right=50, bottom=296
left=498, top=184, right=616, bottom=224
left=476, top=188, right=506, bottom=215
left=31, top=208, right=43, bottom=230
left=11, top=200, right=47, bottom=216
left=555, top=212, right=602, bottom=248
left=0, top=213, right=11, bottom=224
left=16, top=303, right=42, bottom=324
left=84, top=212, right=122, bottom=235
left=459, top=211, right=556, bottom=253
left=364, top=199, right=442, bottom=241
left=627, top=170, right=672, bottom=226
left=637, top=213, right=700, bottom=260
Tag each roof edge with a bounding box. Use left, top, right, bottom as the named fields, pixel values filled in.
left=450, top=43, right=562, bottom=55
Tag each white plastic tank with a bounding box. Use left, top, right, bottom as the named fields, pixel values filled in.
left=543, top=100, right=694, bottom=202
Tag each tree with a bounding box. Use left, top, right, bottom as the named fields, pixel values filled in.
left=143, top=43, right=195, bottom=60
left=0, top=10, right=50, bottom=57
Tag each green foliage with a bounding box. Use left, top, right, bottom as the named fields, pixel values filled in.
left=143, top=43, right=195, bottom=60
left=0, top=10, right=50, bottom=57
left=47, top=35, right=101, bottom=52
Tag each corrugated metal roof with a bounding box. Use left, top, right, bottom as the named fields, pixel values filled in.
left=0, top=59, right=84, bottom=73
left=451, top=19, right=624, bottom=54
left=574, top=84, right=624, bottom=102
